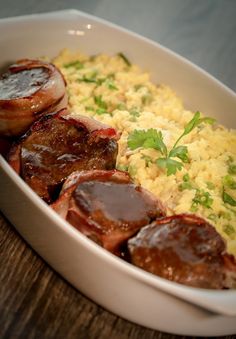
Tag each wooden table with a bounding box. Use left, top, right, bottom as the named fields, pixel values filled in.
left=1, top=1, right=236, bottom=338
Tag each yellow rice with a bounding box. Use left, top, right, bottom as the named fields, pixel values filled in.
left=53, top=49, right=236, bottom=256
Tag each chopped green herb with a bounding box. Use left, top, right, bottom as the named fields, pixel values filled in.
left=63, top=60, right=84, bottom=69
left=79, top=96, right=90, bottom=104
left=222, top=189, right=236, bottom=206
left=141, top=93, right=153, bottom=105
left=206, top=181, right=215, bottom=190
left=191, top=189, right=213, bottom=210
left=128, top=129, right=167, bottom=155
left=127, top=112, right=215, bottom=176
left=178, top=182, right=193, bottom=191
left=85, top=106, right=95, bottom=112
left=77, top=70, right=102, bottom=84
left=118, top=52, right=131, bottom=66
left=134, top=84, right=144, bottom=91
left=178, top=173, right=193, bottom=191
left=107, top=73, right=115, bottom=79
left=219, top=211, right=231, bottom=220
left=183, top=173, right=190, bottom=182
left=128, top=165, right=137, bottom=177
left=223, top=224, right=235, bottom=237
left=171, top=112, right=215, bottom=151
left=157, top=158, right=183, bottom=176
left=96, top=108, right=107, bottom=115
left=78, top=76, right=97, bottom=83
left=116, top=103, right=126, bottom=110
left=225, top=206, right=236, bottom=217
left=208, top=213, right=218, bottom=222
left=106, top=80, right=118, bottom=90
left=228, top=164, right=236, bottom=175
left=129, top=110, right=140, bottom=121
left=130, top=110, right=140, bottom=118
left=223, top=175, right=236, bottom=189
left=169, top=145, right=189, bottom=163
left=94, top=95, right=108, bottom=110
left=141, top=155, right=153, bottom=166
left=116, top=164, right=128, bottom=171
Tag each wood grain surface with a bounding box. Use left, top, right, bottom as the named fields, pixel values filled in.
left=0, top=1, right=236, bottom=338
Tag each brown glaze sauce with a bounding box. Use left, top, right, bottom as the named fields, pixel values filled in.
left=128, top=215, right=228, bottom=289
left=0, top=68, right=49, bottom=100
left=20, top=116, right=117, bottom=202
left=73, top=180, right=158, bottom=231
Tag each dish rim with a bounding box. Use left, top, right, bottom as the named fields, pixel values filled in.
left=0, top=8, right=236, bottom=318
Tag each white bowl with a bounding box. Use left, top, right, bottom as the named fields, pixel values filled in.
left=0, top=9, right=236, bottom=336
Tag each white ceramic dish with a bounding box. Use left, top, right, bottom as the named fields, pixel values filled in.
left=0, top=10, right=236, bottom=336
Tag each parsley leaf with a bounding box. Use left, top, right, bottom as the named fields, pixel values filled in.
left=156, top=158, right=183, bottom=176
left=172, top=111, right=215, bottom=149
left=169, top=145, right=189, bottom=163
left=127, top=111, right=215, bottom=176
left=128, top=129, right=167, bottom=155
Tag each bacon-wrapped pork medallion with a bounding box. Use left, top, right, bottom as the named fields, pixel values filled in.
left=8, top=109, right=119, bottom=203
left=0, top=59, right=67, bottom=137
left=52, top=170, right=166, bottom=255
left=128, top=214, right=236, bottom=289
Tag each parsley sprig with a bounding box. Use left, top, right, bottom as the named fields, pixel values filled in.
left=127, top=111, right=215, bottom=176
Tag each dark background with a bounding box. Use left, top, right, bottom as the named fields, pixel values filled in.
left=0, top=0, right=236, bottom=91
left=0, top=1, right=236, bottom=338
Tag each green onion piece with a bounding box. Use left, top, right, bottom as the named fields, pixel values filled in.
left=208, top=213, right=218, bottom=222
left=63, top=60, right=84, bottom=69
left=94, top=95, right=108, bottom=110
left=118, top=52, right=131, bottom=66
left=128, top=165, right=137, bottom=177
left=206, top=181, right=215, bottom=190
left=222, top=189, right=236, bottom=206
left=141, top=155, right=153, bottom=166
left=96, top=108, right=107, bottom=115
left=223, top=175, right=236, bottom=189
left=183, top=173, right=190, bottom=182
left=116, top=164, right=128, bottom=171
left=178, top=182, right=193, bottom=191
left=228, top=164, right=236, bottom=175
left=191, top=189, right=213, bottom=209
left=85, top=106, right=95, bottom=112
left=223, top=224, right=235, bottom=237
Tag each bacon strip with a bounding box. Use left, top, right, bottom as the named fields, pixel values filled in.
left=8, top=109, right=119, bottom=203
left=52, top=170, right=166, bottom=255
left=0, top=59, right=67, bottom=137
left=128, top=214, right=236, bottom=289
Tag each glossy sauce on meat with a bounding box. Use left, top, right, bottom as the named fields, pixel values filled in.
left=0, top=59, right=67, bottom=137
left=0, top=68, right=49, bottom=99
left=128, top=214, right=235, bottom=289
left=73, top=180, right=159, bottom=231
left=8, top=109, right=119, bottom=203
left=52, top=170, right=166, bottom=254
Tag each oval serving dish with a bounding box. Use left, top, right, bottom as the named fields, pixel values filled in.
left=0, top=9, right=236, bottom=336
